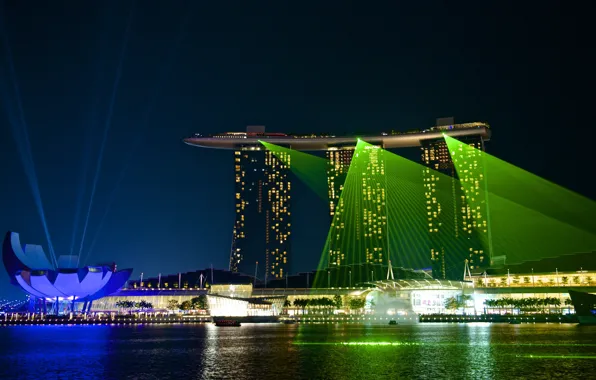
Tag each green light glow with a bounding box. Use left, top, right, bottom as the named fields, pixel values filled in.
left=444, top=135, right=596, bottom=232
left=293, top=341, right=596, bottom=347
left=445, top=135, right=596, bottom=265
left=314, top=140, right=370, bottom=287
left=259, top=141, right=329, bottom=201
left=315, top=139, right=481, bottom=281
left=516, top=355, right=596, bottom=360
left=262, top=134, right=596, bottom=282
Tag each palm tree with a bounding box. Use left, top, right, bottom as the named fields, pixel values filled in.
left=137, top=300, right=153, bottom=311
left=282, top=299, right=291, bottom=314
left=180, top=301, right=192, bottom=311
left=114, top=300, right=135, bottom=314
left=348, top=298, right=365, bottom=312
left=445, top=297, right=459, bottom=312
left=115, top=300, right=126, bottom=313
left=293, top=299, right=307, bottom=314
left=191, top=295, right=208, bottom=311
left=333, top=295, right=343, bottom=309
left=166, top=300, right=180, bottom=311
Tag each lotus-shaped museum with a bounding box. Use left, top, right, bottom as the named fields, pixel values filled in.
left=2, top=231, right=132, bottom=312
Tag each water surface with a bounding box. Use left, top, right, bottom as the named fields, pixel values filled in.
left=0, top=323, right=595, bottom=379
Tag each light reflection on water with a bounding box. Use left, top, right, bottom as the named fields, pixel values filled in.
left=0, top=323, right=594, bottom=379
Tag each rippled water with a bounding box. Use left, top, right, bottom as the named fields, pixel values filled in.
left=0, top=323, right=595, bottom=379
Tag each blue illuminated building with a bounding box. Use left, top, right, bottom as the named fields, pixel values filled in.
left=2, top=231, right=132, bottom=314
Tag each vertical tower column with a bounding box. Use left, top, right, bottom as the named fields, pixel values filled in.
left=230, top=140, right=291, bottom=282
left=326, top=147, right=354, bottom=266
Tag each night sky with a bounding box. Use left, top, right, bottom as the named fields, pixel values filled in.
left=0, top=1, right=592, bottom=298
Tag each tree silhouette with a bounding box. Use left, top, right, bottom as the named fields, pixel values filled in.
left=349, top=298, right=365, bottom=310
left=167, top=300, right=180, bottom=311
left=191, top=295, right=208, bottom=310
left=333, top=295, right=343, bottom=309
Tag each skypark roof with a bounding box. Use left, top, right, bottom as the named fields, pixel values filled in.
left=183, top=124, right=490, bottom=151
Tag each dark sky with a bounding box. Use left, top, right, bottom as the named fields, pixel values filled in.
left=0, top=1, right=592, bottom=298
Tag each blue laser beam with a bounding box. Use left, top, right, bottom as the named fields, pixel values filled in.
left=76, top=1, right=136, bottom=266
left=0, top=10, right=57, bottom=268
left=81, top=1, right=195, bottom=265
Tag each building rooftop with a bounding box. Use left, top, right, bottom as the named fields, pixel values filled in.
left=183, top=122, right=490, bottom=151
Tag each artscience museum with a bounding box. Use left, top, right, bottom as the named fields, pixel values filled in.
left=2, top=231, right=132, bottom=314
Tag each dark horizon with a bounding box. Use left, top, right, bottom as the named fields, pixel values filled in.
left=1, top=1, right=593, bottom=298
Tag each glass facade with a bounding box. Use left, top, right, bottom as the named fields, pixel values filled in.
left=359, top=145, right=388, bottom=265
left=421, top=134, right=489, bottom=279
left=470, top=271, right=596, bottom=288
left=91, top=270, right=590, bottom=316
left=230, top=148, right=291, bottom=280
left=422, top=139, right=455, bottom=279
left=451, top=139, right=490, bottom=272
left=326, top=146, right=388, bottom=266
left=92, top=293, right=201, bottom=311
left=210, top=284, right=252, bottom=298
left=326, top=148, right=354, bottom=266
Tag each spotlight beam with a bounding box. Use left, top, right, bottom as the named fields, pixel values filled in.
left=81, top=2, right=194, bottom=266
left=69, top=3, right=116, bottom=258
left=0, top=11, right=58, bottom=268
left=77, top=3, right=135, bottom=266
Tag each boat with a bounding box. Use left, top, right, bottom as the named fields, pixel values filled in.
left=214, top=319, right=241, bottom=327
left=388, top=320, right=398, bottom=325
left=568, top=290, right=596, bottom=325
left=509, top=320, right=521, bottom=325
left=281, top=319, right=296, bottom=324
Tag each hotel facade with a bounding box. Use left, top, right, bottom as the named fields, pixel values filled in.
left=185, top=121, right=491, bottom=280
left=229, top=126, right=291, bottom=281
left=421, top=118, right=491, bottom=279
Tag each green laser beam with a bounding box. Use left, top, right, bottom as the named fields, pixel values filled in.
left=262, top=135, right=596, bottom=283
left=294, top=341, right=596, bottom=347
left=260, top=140, right=329, bottom=201
left=445, top=135, right=596, bottom=266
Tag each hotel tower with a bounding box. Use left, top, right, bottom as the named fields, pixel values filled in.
left=230, top=126, right=291, bottom=281
left=326, top=145, right=388, bottom=267
left=421, top=118, right=491, bottom=279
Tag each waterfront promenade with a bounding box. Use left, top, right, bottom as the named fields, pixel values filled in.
left=0, top=313, right=578, bottom=326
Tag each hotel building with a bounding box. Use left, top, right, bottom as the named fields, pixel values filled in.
left=230, top=127, right=291, bottom=281
left=326, top=144, right=388, bottom=266
left=185, top=121, right=490, bottom=281
left=421, top=118, right=490, bottom=279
